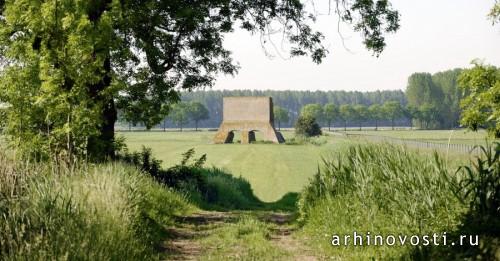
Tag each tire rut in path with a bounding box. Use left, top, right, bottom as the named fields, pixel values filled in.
left=162, top=211, right=235, bottom=260
left=161, top=211, right=321, bottom=260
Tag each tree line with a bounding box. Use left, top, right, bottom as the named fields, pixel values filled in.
left=141, top=89, right=408, bottom=129
left=123, top=67, right=474, bottom=131
left=289, top=101, right=406, bottom=131
left=405, top=68, right=463, bottom=129
left=1, top=0, right=497, bottom=161
left=119, top=62, right=499, bottom=137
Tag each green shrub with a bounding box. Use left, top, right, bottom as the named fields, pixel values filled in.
left=119, top=147, right=207, bottom=193
left=285, top=135, right=327, bottom=146
left=458, top=142, right=500, bottom=227
left=434, top=142, right=500, bottom=259
left=298, top=143, right=465, bottom=259
left=0, top=152, right=191, bottom=260
left=199, top=168, right=263, bottom=210
left=119, top=147, right=268, bottom=211
left=295, top=115, right=322, bottom=137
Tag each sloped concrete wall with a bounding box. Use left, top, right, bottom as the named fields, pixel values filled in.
left=214, top=97, right=284, bottom=144
left=222, top=97, right=274, bottom=123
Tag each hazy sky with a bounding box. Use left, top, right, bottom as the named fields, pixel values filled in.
left=213, top=0, right=500, bottom=92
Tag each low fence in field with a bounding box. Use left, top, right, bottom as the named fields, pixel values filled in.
left=341, top=133, right=481, bottom=155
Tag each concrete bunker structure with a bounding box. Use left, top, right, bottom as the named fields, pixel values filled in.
left=213, top=97, right=285, bottom=144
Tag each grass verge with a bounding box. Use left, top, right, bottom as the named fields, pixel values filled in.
left=197, top=214, right=290, bottom=260
left=0, top=152, right=192, bottom=260
left=298, top=143, right=467, bottom=259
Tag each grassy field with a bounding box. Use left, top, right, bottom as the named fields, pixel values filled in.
left=344, top=129, right=496, bottom=145
left=2, top=129, right=497, bottom=260
left=122, top=131, right=352, bottom=202
left=121, top=129, right=489, bottom=202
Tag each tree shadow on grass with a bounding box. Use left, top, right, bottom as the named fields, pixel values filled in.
left=189, top=167, right=300, bottom=213
left=161, top=169, right=302, bottom=260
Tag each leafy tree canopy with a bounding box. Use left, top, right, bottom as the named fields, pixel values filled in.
left=169, top=102, right=190, bottom=131
left=295, top=115, right=321, bottom=137
left=323, top=103, right=339, bottom=130
left=273, top=106, right=289, bottom=129
left=368, top=103, right=383, bottom=120
left=489, top=1, right=500, bottom=24
left=323, top=103, right=339, bottom=121
left=459, top=61, right=500, bottom=138
left=300, top=103, right=324, bottom=122
left=339, top=104, right=355, bottom=121
left=382, top=101, right=402, bottom=129
left=188, top=101, right=209, bottom=130
left=0, top=0, right=399, bottom=160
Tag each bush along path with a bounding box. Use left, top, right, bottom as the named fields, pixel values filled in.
left=121, top=143, right=500, bottom=260
left=118, top=147, right=322, bottom=260
left=162, top=210, right=321, bottom=261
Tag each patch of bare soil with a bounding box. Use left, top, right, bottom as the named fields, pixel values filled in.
left=264, top=213, right=321, bottom=261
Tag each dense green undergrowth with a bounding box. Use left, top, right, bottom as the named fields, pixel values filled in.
left=298, top=142, right=500, bottom=259
left=3, top=138, right=497, bottom=260
left=0, top=151, right=192, bottom=260
left=119, top=147, right=297, bottom=212
left=0, top=144, right=297, bottom=260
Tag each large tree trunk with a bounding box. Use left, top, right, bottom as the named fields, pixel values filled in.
left=85, top=0, right=116, bottom=161
left=87, top=57, right=117, bottom=160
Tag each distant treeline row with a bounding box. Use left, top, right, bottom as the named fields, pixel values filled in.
left=406, top=68, right=463, bottom=129
left=171, top=89, right=407, bottom=128
left=116, top=69, right=463, bottom=130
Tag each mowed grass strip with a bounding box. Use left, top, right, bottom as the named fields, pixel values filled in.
left=122, top=131, right=351, bottom=202
left=345, top=129, right=496, bottom=145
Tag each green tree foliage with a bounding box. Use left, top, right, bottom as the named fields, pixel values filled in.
left=295, top=115, right=322, bottom=137
left=0, top=0, right=399, bottom=161
left=405, top=70, right=463, bottom=129
left=339, top=104, right=355, bottom=131
left=406, top=73, right=444, bottom=108
left=0, top=105, right=6, bottom=131
left=180, top=89, right=407, bottom=128
left=404, top=105, right=418, bottom=130
left=323, top=103, right=339, bottom=131
left=458, top=61, right=500, bottom=138
left=489, top=1, right=500, bottom=24
left=300, top=103, right=324, bottom=124
left=273, top=106, right=289, bottom=131
left=187, top=102, right=209, bottom=131
left=169, top=103, right=190, bottom=131
left=432, top=69, right=463, bottom=128
left=417, top=103, right=440, bottom=130
left=368, top=104, right=383, bottom=130
left=353, top=104, right=368, bottom=130
left=382, top=101, right=403, bottom=130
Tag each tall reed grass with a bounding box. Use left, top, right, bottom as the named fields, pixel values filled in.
left=299, top=143, right=466, bottom=259
left=0, top=151, right=191, bottom=260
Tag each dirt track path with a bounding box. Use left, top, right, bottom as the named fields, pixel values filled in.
left=162, top=211, right=320, bottom=260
